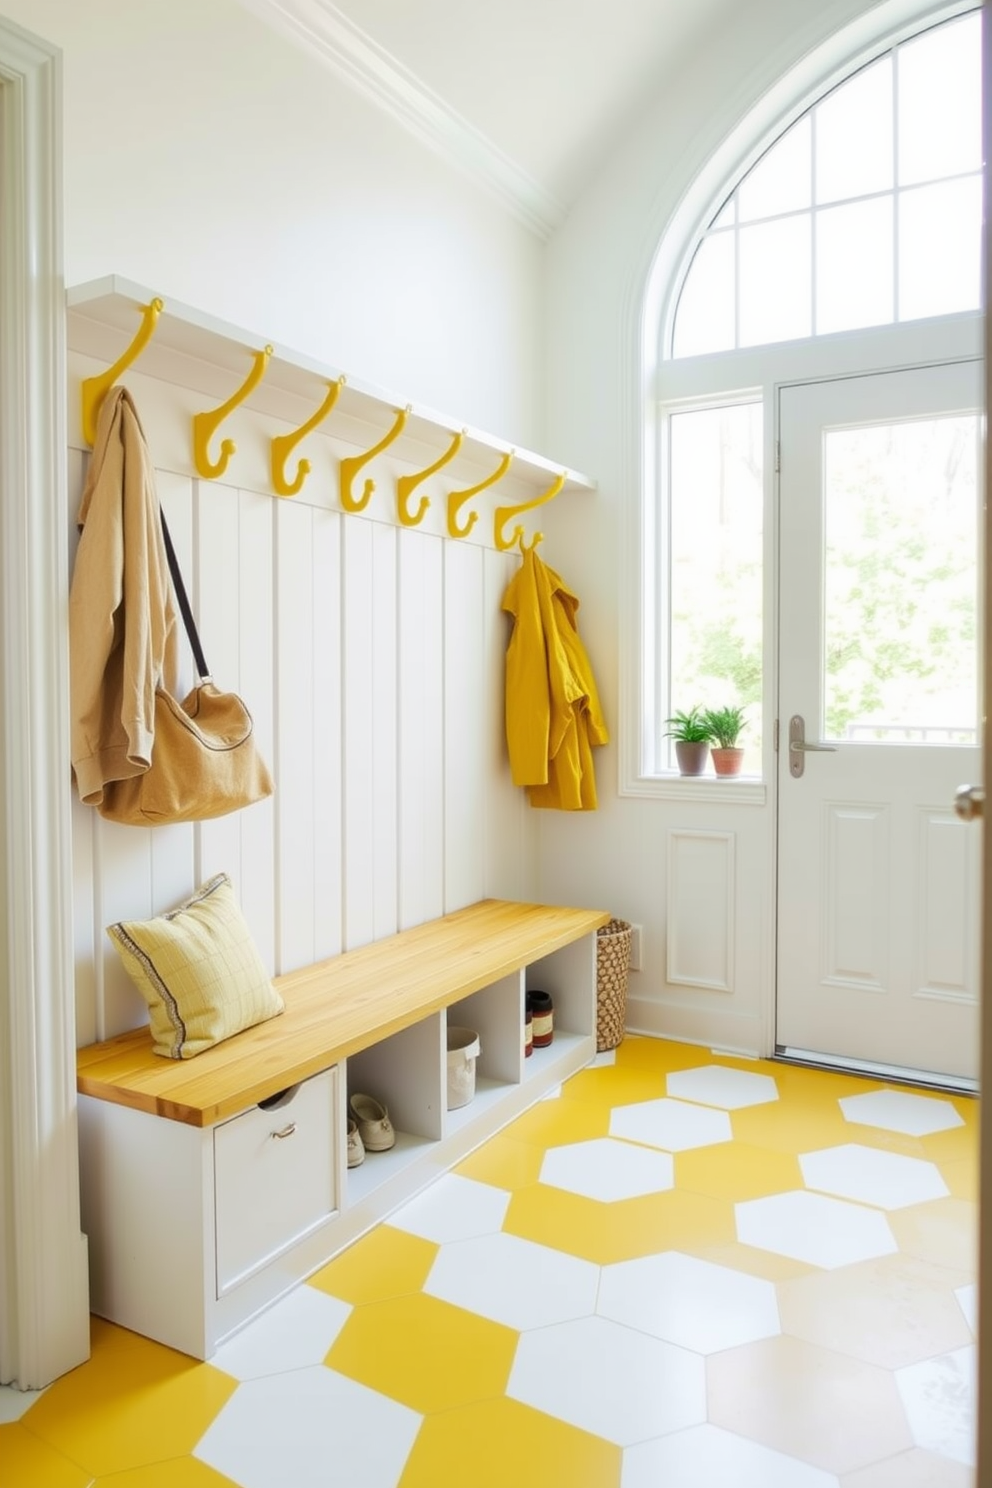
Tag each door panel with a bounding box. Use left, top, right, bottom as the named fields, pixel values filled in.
left=776, top=363, right=982, bottom=1081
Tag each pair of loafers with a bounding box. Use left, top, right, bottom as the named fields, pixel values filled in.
left=347, top=1092, right=395, bottom=1167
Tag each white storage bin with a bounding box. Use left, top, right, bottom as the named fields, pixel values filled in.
left=446, top=1026, right=481, bottom=1109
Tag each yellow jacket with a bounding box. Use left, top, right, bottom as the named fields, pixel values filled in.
left=501, top=547, right=608, bottom=810
left=69, top=387, right=178, bottom=806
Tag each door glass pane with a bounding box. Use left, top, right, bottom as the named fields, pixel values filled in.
left=815, top=55, right=893, bottom=204
left=898, top=176, right=983, bottom=321
left=669, top=403, right=763, bottom=772
left=897, top=12, right=982, bottom=185
left=738, top=116, right=811, bottom=222
left=673, top=232, right=735, bottom=357
left=823, top=416, right=979, bottom=743
left=739, top=216, right=811, bottom=345
left=816, top=196, right=893, bottom=334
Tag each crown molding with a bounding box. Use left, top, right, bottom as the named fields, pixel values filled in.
left=238, top=0, right=565, bottom=238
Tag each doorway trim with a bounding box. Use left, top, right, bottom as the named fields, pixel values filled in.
left=0, top=17, right=89, bottom=1388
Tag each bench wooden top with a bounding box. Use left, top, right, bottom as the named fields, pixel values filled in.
left=76, top=898, right=609, bottom=1127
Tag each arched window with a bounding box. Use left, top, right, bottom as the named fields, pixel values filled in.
left=674, top=10, right=981, bottom=357
left=634, top=5, right=983, bottom=791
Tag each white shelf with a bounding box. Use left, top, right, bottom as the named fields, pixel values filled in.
left=66, top=275, right=597, bottom=502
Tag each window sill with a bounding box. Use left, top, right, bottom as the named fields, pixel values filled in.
left=620, top=774, right=767, bottom=806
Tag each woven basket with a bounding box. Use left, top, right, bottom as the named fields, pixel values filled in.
left=596, top=918, right=632, bottom=1052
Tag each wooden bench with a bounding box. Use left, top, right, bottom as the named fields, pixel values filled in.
left=76, top=898, right=609, bottom=1358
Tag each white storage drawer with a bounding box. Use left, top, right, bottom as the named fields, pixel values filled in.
left=214, top=1068, right=338, bottom=1295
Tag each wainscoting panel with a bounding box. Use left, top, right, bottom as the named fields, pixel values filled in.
left=666, top=829, right=735, bottom=993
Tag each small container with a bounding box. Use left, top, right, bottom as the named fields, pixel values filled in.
left=524, top=1008, right=533, bottom=1057
left=446, top=1025, right=482, bottom=1109
left=527, top=990, right=554, bottom=1048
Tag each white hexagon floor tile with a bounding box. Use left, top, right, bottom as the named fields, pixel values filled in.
left=839, top=1090, right=965, bottom=1136
left=591, top=1049, right=617, bottom=1067
left=736, top=1190, right=897, bottom=1269
left=508, top=1314, right=705, bottom=1446
left=194, top=1364, right=421, bottom=1488
left=955, top=1282, right=977, bottom=1335
left=621, top=1423, right=839, bottom=1488
left=895, top=1344, right=976, bottom=1467
left=667, top=1064, right=778, bottom=1110
left=610, top=1097, right=732, bottom=1152
left=800, top=1144, right=949, bottom=1211
left=387, top=1172, right=510, bottom=1243
left=598, top=1251, right=779, bottom=1354
left=424, top=1231, right=599, bottom=1330
left=540, top=1136, right=674, bottom=1201
left=211, top=1284, right=351, bottom=1381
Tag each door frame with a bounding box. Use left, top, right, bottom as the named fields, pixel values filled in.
left=0, top=17, right=89, bottom=1388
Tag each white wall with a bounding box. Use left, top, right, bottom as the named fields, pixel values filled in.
left=2, top=0, right=545, bottom=449
left=537, top=0, right=953, bottom=1052
left=0, top=0, right=550, bottom=1046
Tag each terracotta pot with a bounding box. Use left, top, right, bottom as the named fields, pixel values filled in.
left=711, top=746, right=744, bottom=776
left=675, top=740, right=709, bottom=776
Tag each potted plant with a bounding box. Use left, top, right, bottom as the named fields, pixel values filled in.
left=704, top=705, right=748, bottom=776
left=664, top=706, right=714, bottom=776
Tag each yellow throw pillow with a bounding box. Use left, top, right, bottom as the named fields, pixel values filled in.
left=106, top=873, right=283, bottom=1059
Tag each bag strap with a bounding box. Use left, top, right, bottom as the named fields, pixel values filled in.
left=159, top=510, right=210, bottom=681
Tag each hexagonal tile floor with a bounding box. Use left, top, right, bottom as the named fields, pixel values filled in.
left=1, top=1039, right=977, bottom=1487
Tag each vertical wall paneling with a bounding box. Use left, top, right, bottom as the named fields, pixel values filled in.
left=666, top=829, right=736, bottom=992
left=275, top=498, right=318, bottom=972
left=67, top=446, right=97, bottom=1045
left=310, top=508, right=343, bottom=962
left=233, top=487, right=276, bottom=972
left=483, top=547, right=534, bottom=901
left=342, top=518, right=376, bottom=949
left=371, top=523, right=399, bottom=942
left=398, top=529, right=445, bottom=929
left=68, top=362, right=551, bottom=1043
left=443, top=540, right=487, bottom=911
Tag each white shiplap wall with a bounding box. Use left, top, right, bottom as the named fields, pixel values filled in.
left=67, top=374, right=535, bottom=1047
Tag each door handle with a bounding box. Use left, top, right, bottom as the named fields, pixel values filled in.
left=788, top=714, right=838, bottom=777
left=954, top=784, right=985, bottom=821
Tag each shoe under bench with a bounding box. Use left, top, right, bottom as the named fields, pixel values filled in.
left=75, top=897, right=609, bottom=1360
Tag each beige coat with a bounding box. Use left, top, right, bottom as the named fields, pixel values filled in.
left=69, top=387, right=178, bottom=806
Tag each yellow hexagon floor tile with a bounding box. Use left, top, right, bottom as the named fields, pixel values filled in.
left=732, top=1101, right=874, bottom=1155
left=307, top=1224, right=438, bottom=1306
left=326, top=1292, right=516, bottom=1413
left=499, top=1097, right=609, bottom=1150
left=922, top=1118, right=980, bottom=1167
left=888, top=1197, right=978, bottom=1274
left=398, top=1395, right=621, bottom=1488
left=613, top=1036, right=709, bottom=1073
left=454, top=1132, right=545, bottom=1190
left=938, top=1155, right=978, bottom=1202
left=676, top=1141, right=803, bottom=1200
left=0, top=1421, right=92, bottom=1488
left=504, top=1182, right=735, bottom=1264
left=91, top=1454, right=240, bottom=1486
left=559, top=1063, right=666, bottom=1109
left=18, top=1319, right=236, bottom=1479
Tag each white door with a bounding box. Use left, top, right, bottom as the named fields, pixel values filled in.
left=776, top=362, right=982, bottom=1083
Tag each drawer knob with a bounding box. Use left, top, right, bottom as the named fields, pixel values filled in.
left=270, top=1122, right=297, bottom=1140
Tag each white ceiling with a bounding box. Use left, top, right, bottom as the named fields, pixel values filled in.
left=239, top=0, right=738, bottom=234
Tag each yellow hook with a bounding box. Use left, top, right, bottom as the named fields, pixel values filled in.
left=339, top=406, right=409, bottom=514
left=193, top=344, right=273, bottom=480
left=494, top=471, right=566, bottom=552
left=397, top=429, right=464, bottom=527
left=81, top=297, right=163, bottom=446
left=270, top=377, right=345, bottom=498
left=446, top=450, right=514, bottom=539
